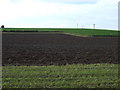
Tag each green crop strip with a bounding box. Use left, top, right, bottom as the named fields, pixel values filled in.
left=1, top=28, right=120, bottom=36
left=2, top=64, right=119, bottom=88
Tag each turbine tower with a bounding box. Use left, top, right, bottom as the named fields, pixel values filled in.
left=77, top=23, right=79, bottom=28
left=93, top=24, right=95, bottom=29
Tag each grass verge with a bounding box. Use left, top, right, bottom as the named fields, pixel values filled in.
left=2, top=64, right=119, bottom=88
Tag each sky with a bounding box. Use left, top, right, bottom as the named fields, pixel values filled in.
left=0, top=0, right=119, bottom=30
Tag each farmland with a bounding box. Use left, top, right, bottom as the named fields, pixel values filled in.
left=2, top=28, right=119, bottom=88
left=2, top=33, right=118, bottom=66
left=3, top=64, right=118, bottom=88
left=2, top=28, right=120, bottom=36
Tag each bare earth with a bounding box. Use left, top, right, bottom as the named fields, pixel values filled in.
left=2, top=33, right=119, bottom=66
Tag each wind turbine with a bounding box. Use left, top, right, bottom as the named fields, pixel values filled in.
left=82, top=25, right=84, bottom=29
left=93, top=24, right=95, bottom=29
left=77, top=23, right=79, bottom=28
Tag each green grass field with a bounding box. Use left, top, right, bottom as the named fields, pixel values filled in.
left=2, top=28, right=119, bottom=88
left=2, top=64, right=119, bottom=88
left=1, top=28, right=120, bottom=36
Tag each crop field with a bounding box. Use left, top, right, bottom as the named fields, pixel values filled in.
left=2, top=28, right=120, bottom=36
left=2, top=28, right=119, bottom=88
left=2, top=64, right=119, bottom=88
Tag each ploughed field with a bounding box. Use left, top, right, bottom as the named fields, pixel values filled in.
left=2, top=33, right=119, bottom=66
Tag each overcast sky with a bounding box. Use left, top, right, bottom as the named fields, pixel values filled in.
left=0, top=0, right=119, bottom=30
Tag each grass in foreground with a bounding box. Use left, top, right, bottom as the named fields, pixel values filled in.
left=2, top=64, right=119, bottom=88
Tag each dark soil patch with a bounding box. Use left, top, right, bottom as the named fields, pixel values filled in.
left=2, top=33, right=119, bottom=66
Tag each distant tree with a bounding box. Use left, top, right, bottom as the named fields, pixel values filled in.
left=1, top=25, right=4, bottom=28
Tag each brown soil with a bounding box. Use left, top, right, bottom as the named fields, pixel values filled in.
left=2, top=33, right=119, bottom=66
